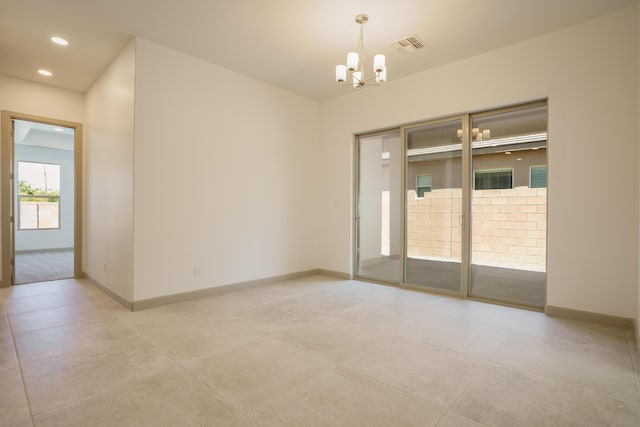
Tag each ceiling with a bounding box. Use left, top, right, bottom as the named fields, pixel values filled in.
left=0, top=0, right=637, bottom=101
left=14, top=120, right=74, bottom=151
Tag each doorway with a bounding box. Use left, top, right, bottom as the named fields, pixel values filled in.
left=1, top=111, right=83, bottom=287
left=354, top=101, right=547, bottom=308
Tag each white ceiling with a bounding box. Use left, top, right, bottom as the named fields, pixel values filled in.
left=14, top=120, right=74, bottom=151
left=0, top=0, right=637, bottom=101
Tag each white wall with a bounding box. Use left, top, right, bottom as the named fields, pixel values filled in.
left=132, top=38, right=320, bottom=301
left=0, top=74, right=84, bottom=282
left=318, top=6, right=639, bottom=318
left=0, top=74, right=84, bottom=120
left=84, top=40, right=135, bottom=301
left=14, top=145, right=74, bottom=251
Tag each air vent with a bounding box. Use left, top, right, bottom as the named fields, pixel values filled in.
left=393, top=35, right=426, bottom=53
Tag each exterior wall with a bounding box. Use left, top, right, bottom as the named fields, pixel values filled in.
left=407, top=188, right=462, bottom=261
left=407, top=149, right=547, bottom=191
left=405, top=187, right=546, bottom=272
left=318, top=5, right=639, bottom=318
left=471, top=187, right=546, bottom=271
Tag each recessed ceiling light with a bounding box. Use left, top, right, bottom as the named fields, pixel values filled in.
left=517, top=158, right=522, bottom=161
left=37, top=69, right=53, bottom=77
left=51, top=36, right=68, bottom=46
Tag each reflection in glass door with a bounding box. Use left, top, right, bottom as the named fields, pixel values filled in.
left=469, top=104, right=547, bottom=307
left=404, top=119, right=464, bottom=292
left=356, top=131, right=402, bottom=283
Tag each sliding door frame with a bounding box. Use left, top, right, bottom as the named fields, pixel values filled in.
left=353, top=127, right=403, bottom=284
left=352, top=99, right=547, bottom=309
left=400, top=115, right=471, bottom=297
left=467, top=100, right=548, bottom=308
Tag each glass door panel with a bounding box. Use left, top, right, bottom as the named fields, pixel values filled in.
left=469, top=104, right=547, bottom=307
left=405, top=119, right=463, bottom=292
left=356, top=131, right=402, bottom=283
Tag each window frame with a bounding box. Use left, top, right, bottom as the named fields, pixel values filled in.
left=17, top=161, right=61, bottom=231
left=529, top=164, right=547, bottom=188
left=416, top=173, right=432, bottom=197
left=473, top=167, right=514, bottom=190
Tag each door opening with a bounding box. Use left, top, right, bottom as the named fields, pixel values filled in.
left=1, top=112, right=83, bottom=287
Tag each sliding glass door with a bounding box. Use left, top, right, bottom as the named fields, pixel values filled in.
left=404, top=118, right=465, bottom=292
left=469, top=103, right=548, bottom=306
left=355, top=101, right=547, bottom=308
left=355, top=131, right=402, bottom=283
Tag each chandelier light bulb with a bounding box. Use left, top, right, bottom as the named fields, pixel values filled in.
left=373, top=54, right=385, bottom=73
left=376, top=67, right=387, bottom=83
left=347, top=52, right=359, bottom=71
left=336, top=65, right=347, bottom=83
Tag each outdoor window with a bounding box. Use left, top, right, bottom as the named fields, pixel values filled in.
left=18, top=161, right=61, bottom=230
left=416, top=174, right=432, bottom=197
left=474, top=168, right=513, bottom=190
left=530, top=165, right=547, bottom=188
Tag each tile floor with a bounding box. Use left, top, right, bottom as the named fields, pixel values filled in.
left=1, top=276, right=639, bottom=426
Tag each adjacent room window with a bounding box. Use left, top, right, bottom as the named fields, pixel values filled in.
left=474, top=168, right=513, bottom=190
left=416, top=174, right=432, bottom=197
left=18, top=161, right=61, bottom=230
left=530, top=165, right=547, bottom=188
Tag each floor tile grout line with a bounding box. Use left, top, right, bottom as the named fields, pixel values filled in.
left=5, top=304, right=36, bottom=424
left=175, top=338, right=337, bottom=424
left=433, top=409, right=490, bottom=427
left=329, top=309, right=506, bottom=362
left=446, top=357, right=493, bottom=417
left=9, top=309, right=111, bottom=337
left=506, top=326, right=634, bottom=358
left=18, top=332, right=142, bottom=367
left=488, top=359, right=640, bottom=408
left=441, top=326, right=520, bottom=423
left=338, top=364, right=451, bottom=411
left=487, top=325, right=518, bottom=361
left=5, top=297, right=92, bottom=317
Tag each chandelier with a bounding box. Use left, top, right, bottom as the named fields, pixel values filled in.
left=335, top=14, right=387, bottom=89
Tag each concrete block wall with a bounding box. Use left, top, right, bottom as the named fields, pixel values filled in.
left=471, top=187, right=547, bottom=271
left=406, top=187, right=547, bottom=271
left=407, top=188, right=462, bottom=260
